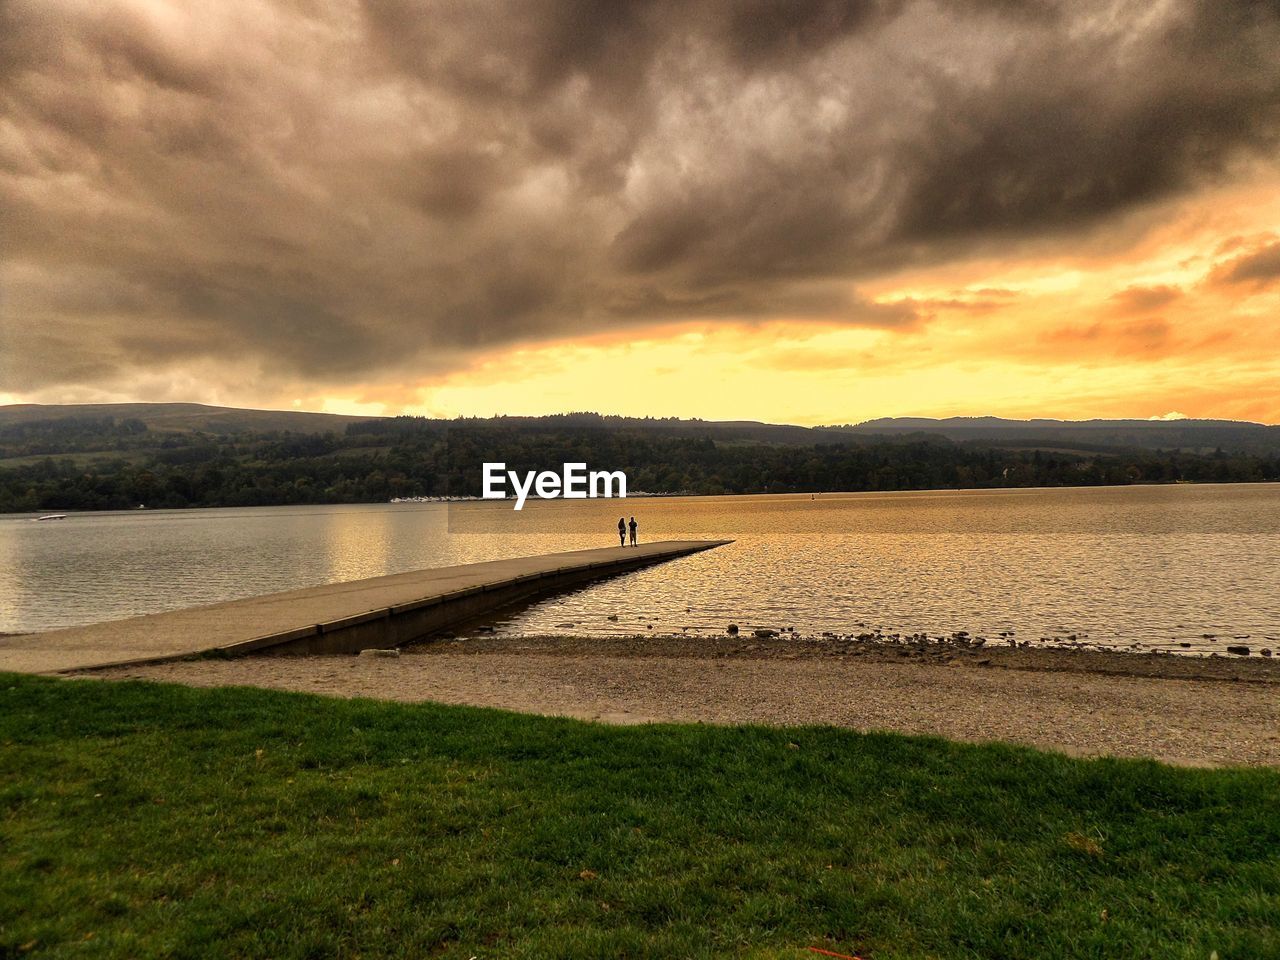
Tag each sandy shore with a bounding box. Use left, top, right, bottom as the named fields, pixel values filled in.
left=91, top=634, right=1280, bottom=768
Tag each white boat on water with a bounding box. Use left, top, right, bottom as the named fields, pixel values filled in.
left=32, top=514, right=67, bottom=522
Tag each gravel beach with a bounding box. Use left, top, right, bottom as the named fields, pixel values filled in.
left=91, top=634, right=1280, bottom=768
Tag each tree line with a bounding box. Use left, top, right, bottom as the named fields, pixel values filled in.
left=0, top=417, right=1277, bottom=513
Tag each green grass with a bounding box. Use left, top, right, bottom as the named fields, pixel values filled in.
left=1, top=675, right=1276, bottom=959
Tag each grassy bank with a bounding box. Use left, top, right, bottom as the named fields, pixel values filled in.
left=1, top=675, right=1277, bottom=959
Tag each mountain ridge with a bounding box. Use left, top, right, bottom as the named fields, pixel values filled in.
left=849, top=415, right=1267, bottom=430
left=2, top=402, right=1278, bottom=454
left=2, top=402, right=1274, bottom=430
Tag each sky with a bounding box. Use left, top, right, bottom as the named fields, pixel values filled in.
left=2, top=0, right=1279, bottom=425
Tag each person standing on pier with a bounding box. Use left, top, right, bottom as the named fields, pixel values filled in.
left=628, top=516, right=638, bottom=546
left=618, top=517, right=626, bottom=547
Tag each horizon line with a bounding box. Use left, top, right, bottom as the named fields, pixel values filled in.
left=0, top=399, right=1275, bottom=429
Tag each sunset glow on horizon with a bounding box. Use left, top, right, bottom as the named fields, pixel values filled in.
left=3, top=0, right=1279, bottom=424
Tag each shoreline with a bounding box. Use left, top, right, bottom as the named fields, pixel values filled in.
left=5, top=477, right=1280, bottom=517
left=422, top=631, right=1280, bottom=682
left=91, top=633, right=1280, bottom=767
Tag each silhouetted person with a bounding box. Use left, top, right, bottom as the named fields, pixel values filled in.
left=618, top=517, right=626, bottom=547
left=628, top=516, right=638, bottom=546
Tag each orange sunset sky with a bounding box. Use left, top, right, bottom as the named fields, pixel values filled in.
left=2, top=0, right=1279, bottom=425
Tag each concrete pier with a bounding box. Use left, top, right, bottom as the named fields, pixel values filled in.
left=0, top=540, right=731, bottom=674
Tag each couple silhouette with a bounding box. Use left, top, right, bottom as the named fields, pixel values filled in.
left=617, top=516, right=638, bottom=547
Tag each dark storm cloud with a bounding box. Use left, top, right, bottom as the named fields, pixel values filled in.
left=2, top=0, right=1279, bottom=397
left=1212, top=241, right=1280, bottom=288
left=602, top=282, right=921, bottom=328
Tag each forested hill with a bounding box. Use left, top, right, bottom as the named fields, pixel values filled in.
left=844, top=416, right=1280, bottom=455
left=1, top=405, right=1278, bottom=513
left=0, top=402, right=373, bottom=436
left=4, top=403, right=1279, bottom=453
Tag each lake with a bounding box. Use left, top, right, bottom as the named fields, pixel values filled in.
left=2, top=484, right=1278, bottom=656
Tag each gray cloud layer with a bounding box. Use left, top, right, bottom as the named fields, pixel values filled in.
left=2, top=0, right=1279, bottom=396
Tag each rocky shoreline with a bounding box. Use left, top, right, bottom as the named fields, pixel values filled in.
left=425, top=630, right=1280, bottom=684
left=94, top=630, right=1280, bottom=766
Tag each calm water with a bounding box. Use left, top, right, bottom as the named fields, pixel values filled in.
left=2, top=485, right=1278, bottom=656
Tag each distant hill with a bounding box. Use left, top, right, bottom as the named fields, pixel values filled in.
left=842, top=416, right=1280, bottom=455
left=380, top=412, right=846, bottom=446
left=0, top=403, right=831, bottom=444
left=2, top=403, right=1279, bottom=457
left=0, top=402, right=377, bottom=435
